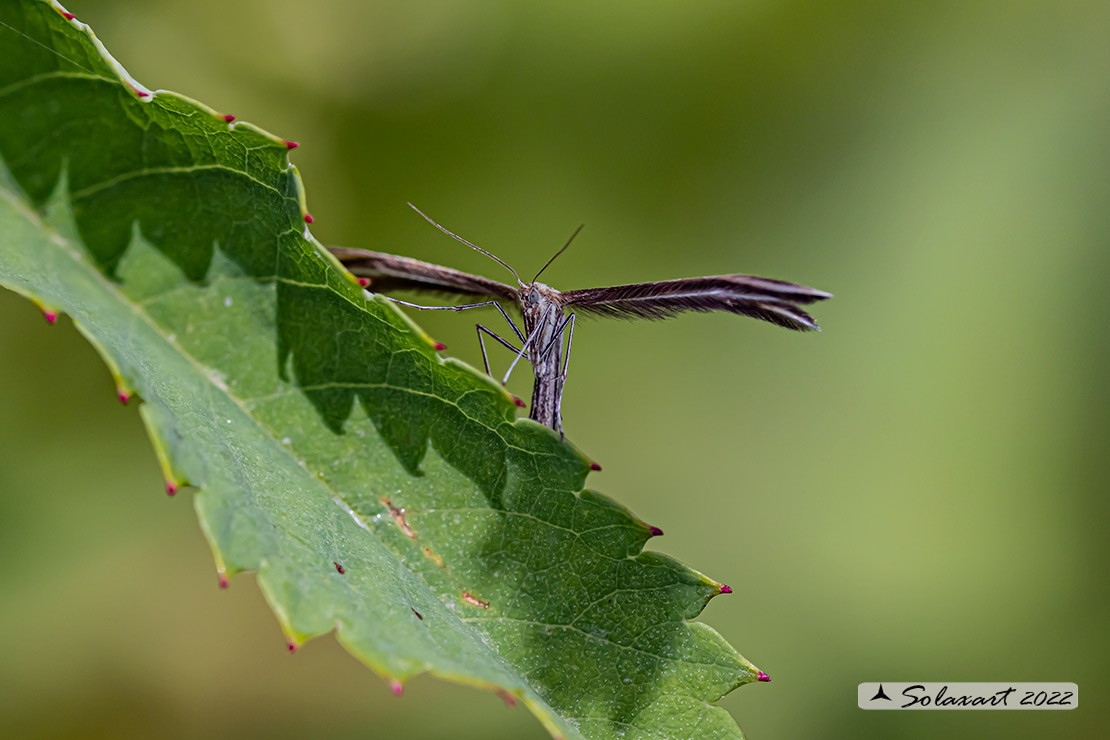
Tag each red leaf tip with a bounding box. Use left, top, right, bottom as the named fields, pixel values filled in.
left=303, top=213, right=314, bottom=224
left=117, top=390, right=131, bottom=405
left=285, top=140, right=299, bottom=150
left=42, top=310, right=58, bottom=325
left=222, top=114, right=236, bottom=122
left=137, top=91, right=150, bottom=99
left=497, top=689, right=517, bottom=708
left=357, top=277, right=370, bottom=287
left=434, top=342, right=447, bottom=351
left=649, top=526, right=663, bottom=537
left=757, top=670, right=771, bottom=682
left=165, top=481, right=178, bottom=496
left=719, top=584, right=732, bottom=594
left=217, top=574, right=229, bottom=590
left=390, top=680, right=404, bottom=697
left=286, top=640, right=298, bottom=654
left=60, top=11, right=75, bottom=20
left=513, top=396, right=526, bottom=408
left=589, top=462, right=602, bottom=471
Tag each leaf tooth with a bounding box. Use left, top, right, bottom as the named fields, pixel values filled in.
left=280, top=621, right=310, bottom=654
left=757, top=670, right=771, bottom=682
left=699, top=578, right=735, bottom=601
left=496, top=689, right=518, bottom=707
left=140, top=406, right=189, bottom=497
left=72, top=321, right=136, bottom=408
left=589, top=461, right=602, bottom=471
left=430, top=338, right=448, bottom=352
left=211, top=553, right=244, bottom=593
left=648, top=526, right=664, bottom=537
left=221, top=114, right=236, bottom=123
left=284, top=140, right=300, bottom=150
left=303, top=213, right=314, bottom=224
left=163, top=475, right=187, bottom=495
left=389, top=679, right=404, bottom=697
left=111, top=373, right=135, bottom=405
left=30, top=298, right=61, bottom=324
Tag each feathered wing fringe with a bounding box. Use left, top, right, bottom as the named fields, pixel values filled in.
left=329, top=248, right=518, bottom=302
left=561, top=275, right=832, bottom=331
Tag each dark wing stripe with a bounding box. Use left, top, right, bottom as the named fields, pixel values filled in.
left=328, top=248, right=518, bottom=302
left=561, top=275, right=831, bottom=331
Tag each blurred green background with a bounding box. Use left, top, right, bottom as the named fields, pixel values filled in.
left=1, top=0, right=1106, bottom=738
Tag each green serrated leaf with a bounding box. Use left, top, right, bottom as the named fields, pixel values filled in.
left=0, top=2, right=762, bottom=737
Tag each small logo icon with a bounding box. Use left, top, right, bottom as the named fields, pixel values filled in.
left=870, top=684, right=892, bottom=702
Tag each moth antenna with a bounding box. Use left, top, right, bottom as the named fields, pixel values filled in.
left=408, top=203, right=521, bottom=284
left=533, top=223, right=584, bottom=284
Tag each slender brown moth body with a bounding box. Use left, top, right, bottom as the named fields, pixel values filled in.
left=330, top=204, right=831, bottom=438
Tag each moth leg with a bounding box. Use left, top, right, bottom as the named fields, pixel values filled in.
left=489, top=302, right=526, bottom=344
left=559, top=313, right=576, bottom=382
left=554, top=313, right=576, bottom=440
left=501, top=319, right=547, bottom=386
left=536, top=313, right=571, bottom=363
left=380, top=294, right=529, bottom=379
left=476, top=324, right=526, bottom=377
left=383, top=296, right=504, bottom=312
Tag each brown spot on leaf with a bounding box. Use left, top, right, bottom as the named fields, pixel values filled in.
left=411, top=607, right=423, bottom=620
left=333, top=561, right=346, bottom=574
left=382, top=498, right=416, bottom=538
left=462, top=592, right=489, bottom=609
left=423, top=547, right=444, bottom=567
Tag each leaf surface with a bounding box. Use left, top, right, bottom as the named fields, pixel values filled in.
left=0, top=2, right=762, bottom=737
